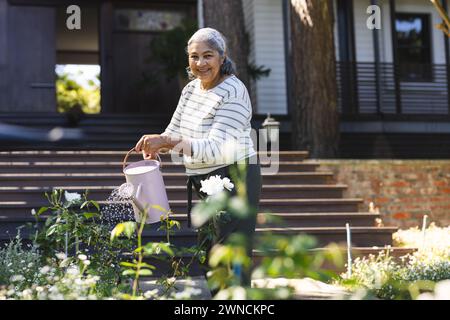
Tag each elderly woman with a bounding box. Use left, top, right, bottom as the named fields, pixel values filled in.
left=135, top=28, right=261, bottom=286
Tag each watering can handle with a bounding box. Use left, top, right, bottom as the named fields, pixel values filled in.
left=122, top=148, right=162, bottom=171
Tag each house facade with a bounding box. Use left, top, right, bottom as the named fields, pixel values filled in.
left=244, top=0, right=450, bottom=157
left=0, top=0, right=449, bottom=157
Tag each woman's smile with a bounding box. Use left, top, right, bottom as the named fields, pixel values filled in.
left=187, top=41, right=224, bottom=90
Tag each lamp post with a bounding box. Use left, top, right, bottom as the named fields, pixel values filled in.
left=261, top=113, right=280, bottom=151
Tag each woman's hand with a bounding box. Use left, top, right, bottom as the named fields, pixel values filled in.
left=135, top=134, right=168, bottom=159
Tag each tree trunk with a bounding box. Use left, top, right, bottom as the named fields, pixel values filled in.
left=203, top=0, right=250, bottom=92
left=289, top=0, right=339, bottom=158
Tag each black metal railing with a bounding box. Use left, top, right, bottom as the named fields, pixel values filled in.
left=337, top=62, right=450, bottom=118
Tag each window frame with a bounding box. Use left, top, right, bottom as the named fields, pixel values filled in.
left=395, top=12, right=433, bottom=83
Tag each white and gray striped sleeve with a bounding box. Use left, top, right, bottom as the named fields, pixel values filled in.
left=189, top=97, right=251, bottom=162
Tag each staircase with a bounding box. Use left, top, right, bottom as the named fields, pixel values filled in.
left=0, top=113, right=407, bottom=276
left=0, top=150, right=399, bottom=252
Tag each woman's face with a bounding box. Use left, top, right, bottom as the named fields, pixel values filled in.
left=187, top=41, right=224, bottom=86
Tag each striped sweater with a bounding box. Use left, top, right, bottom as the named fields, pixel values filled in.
left=162, top=75, right=257, bottom=176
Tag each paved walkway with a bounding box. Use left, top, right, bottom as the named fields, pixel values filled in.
left=140, top=277, right=350, bottom=300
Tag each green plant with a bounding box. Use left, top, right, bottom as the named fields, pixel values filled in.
left=111, top=205, right=176, bottom=299
left=337, top=247, right=450, bottom=300
left=33, top=190, right=102, bottom=256
left=190, top=162, right=342, bottom=299
left=0, top=232, right=44, bottom=291
left=31, top=189, right=133, bottom=297
left=143, top=18, right=197, bottom=88
left=56, top=72, right=100, bottom=114
left=0, top=254, right=109, bottom=300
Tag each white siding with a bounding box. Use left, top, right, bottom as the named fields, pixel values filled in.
left=354, top=0, right=375, bottom=62
left=249, top=0, right=288, bottom=115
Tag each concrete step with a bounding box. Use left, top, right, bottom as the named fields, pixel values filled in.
left=144, top=246, right=417, bottom=277
left=0, top=161, right=320, bottom=173
left=0, top=198, right=363, bottom=217
left=0, top=212, right=380, bottom=235
left=0, top=184, right=347, bottom=201
left=0, top=223, right=396, bottom=248
left=0, top=171, right=334, bottom=186
left=138, top=226, right=396, bottom=248
left=0, top=150, right=309, bottom=162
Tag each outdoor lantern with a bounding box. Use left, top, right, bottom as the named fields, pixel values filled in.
left=261, top=113, right=280, bottom=145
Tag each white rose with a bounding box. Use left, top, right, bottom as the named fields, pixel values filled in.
left=200, top=175, right=234, bottom=196
left=55, top=252, right=67, bottom=260
left=64, top=191, right=81, bottom=203
left=39, top=266, right=51, bottom=275
left=10, top=275, right=25, bottom=282
left=222, top=177, right=234, bottom=191
left=77, top=254, right=87, bottom=261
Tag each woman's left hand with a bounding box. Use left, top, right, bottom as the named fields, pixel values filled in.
left=135, top=134, right=167, bottom=158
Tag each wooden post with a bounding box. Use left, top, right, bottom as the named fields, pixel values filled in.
left=99, top=1, right=114, bottom=113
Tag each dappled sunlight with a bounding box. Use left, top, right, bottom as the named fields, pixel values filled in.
left=291, top=0, right=313, bottom=27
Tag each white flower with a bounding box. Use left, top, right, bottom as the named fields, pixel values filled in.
left=31, top=208, right=36, bottom=216
left=82, top=260, right=91, bottom=266
left=66, top=266, right=79, bottom=276
left=144, top=289, right=159, bottom=299
left=200, top=175, right=234, bottom=196
left=64, top=191, right=81, bottom=203
left=77, top=254, right=87, bottom=261
left=39, top=266, right=51, bottom=274
left=222, top=177, right=234, bottom=191
left=55, top=252, right=67, bottom=260
left=10, top=275, right=25, bottom=282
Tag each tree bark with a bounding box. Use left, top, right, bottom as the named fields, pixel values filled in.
left=202, top=0, right=250, bottom=92
left=289, top=0, right=339, bottom=158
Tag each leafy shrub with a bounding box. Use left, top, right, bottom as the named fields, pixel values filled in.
left=338, top=248, right=450, bottom=300
left=56, top=72, right=100, bottom=114
left=0, top=233, right=44, bottom=292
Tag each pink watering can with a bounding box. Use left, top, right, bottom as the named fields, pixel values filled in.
left=121, top=148, right=170, bottom=224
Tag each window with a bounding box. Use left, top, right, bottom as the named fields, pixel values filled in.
left=114, top=9, right=185, bottom=32
left=395, top=13, right=432, bottom=81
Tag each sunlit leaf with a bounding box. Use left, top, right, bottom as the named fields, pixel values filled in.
left=37, top=207, right=49, bottom=216
left=110, top=223, right=125, bottom=242
left=122, top=269, right=136, bottom=276
left=151, top=205, right=167, bottom=213
left=137, top=269, right=153, bottom=276
left=120, top=262, right=137, bottom=268
left=82, top=212, right=98, bottom=219
left=123, top=221, right=136, bottom=238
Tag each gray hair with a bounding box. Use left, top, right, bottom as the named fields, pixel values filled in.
left=186, top=27, right=236, bottom=80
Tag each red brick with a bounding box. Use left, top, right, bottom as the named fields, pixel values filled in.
left=393, top=212, right=411, bottom=220
left=439, top=188, right=450, bottom=194
left=390, top=181, right=410, bottom=188
left=373, top=197, right=390, bottom=204
left=434, top=181, right=448, bottom=187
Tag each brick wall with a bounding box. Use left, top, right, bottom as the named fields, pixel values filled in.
left=314, top=160, right=450, bottom=228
